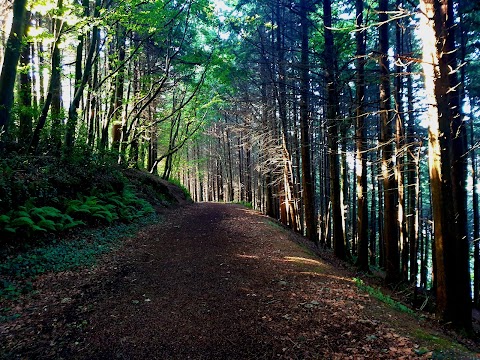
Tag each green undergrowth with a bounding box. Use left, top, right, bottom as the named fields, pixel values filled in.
left=354, top=277, right=414, bottom=315
left=233, top=201, right=253, bottom=209
left=0, top=187, right=154, bottom=240
left=0, top=154, right=168, bottom=242
left=0, top=153, right=183, bottom=306
left=0, top=212, right=160, bottom=303
left=411, top=328, right=474, bottom=359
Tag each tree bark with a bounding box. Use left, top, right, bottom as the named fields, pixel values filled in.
left=298, top=0, right=316, bottom=243
left=379, top=0, right=400, bottom=284
left=18, top=13, right=32, bottom=151
left=0, top=0, right=28, bottom=152
left=50, top=0, right=64, bottom=153
left=419, top=0, right=471, bottom=330
left=64, top=0, right=100, bottom=154
left=355, top=0, right=369, bottom=271
left=29, top=13, right=63, bottom=154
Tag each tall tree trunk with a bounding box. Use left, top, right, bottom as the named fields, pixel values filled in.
left=324, top=0, right=343, bottom=255
left=87, top=56, right=99, bottom=147
left=355, top=0, right=369, bottom=271
left=419, top=0, right=471, bottom=330
left=226, top=127, right=235, bottom=203
left=395, top=0, right=408, bottom=282
left=50, top=0, right=64, bottom=153
left=405, top=24, right=419, bottom=284
left=18, top=13, right=33, bottom=151
left=276, top=1, right=298, bottom=231
left=369, top=155, right=377, bottom=266
left=458, top=0, right=479, bottom=309
left=64, top=0, right=100, bottom=154
left=299, top=0, right=316, bottom=243
left=472, top=117, right=480, bottom=307
left=379, top=0, right=400, bottom=284
left=29, top=14, right=63, bottom=154
left=0, top=0, right=28, bottom=152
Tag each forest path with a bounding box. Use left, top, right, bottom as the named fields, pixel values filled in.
left=0, top=203, right=468, bottom=359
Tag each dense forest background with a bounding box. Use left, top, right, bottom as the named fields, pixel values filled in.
left=1, top=0, right=479, bottom=331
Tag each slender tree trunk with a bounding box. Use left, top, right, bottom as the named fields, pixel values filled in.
left=64, top=0, right=100, bottom=154
left=299, top=0, right=317, bottom=243
left=370, top=155, right=377, bottom=266
left=50, top=0, right=64, bottom=153
left=406, top=25, right=419, bottom=284
left=29, top=15, right=63, bottom=154
left=0, top=0, right=28, bottom=152
left=18, top=13, right=33, bottom=151
left=379, top=0, right=400, bottom=284
left=324, top=0, right=344, bottom=255
left=355, top=0, right=369, bottom=271
left=341, top=126, right=350, bottom=255
left=395, top=0, right=408, bottom=281
left=458, top=0, right=479, bottom=309
left=472, top=119, right=480, bottom=307
left=226, top=127, right=234, bottom=202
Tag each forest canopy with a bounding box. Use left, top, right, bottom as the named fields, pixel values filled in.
left=1, top=0, right=480, bottom=330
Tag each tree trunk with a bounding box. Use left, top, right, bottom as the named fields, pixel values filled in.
left=395, top=0, right=408, bottom=282
left=18, top=13, right=33, bottom=151
left=406, top=24, right=419, bottom=284
left=299, top=0, right=317, bottom=243
left=64, top=0, right=100, bottom=154
left=379, top=0, right=400, bottom=284
left=0, top=0, right=28, bottom=152
left=29, top=13, right=63, bottom=154
left=419, top=0, right=471, bottom=330
left=355, top=0, right=369, bottom=271
left=50, top=0, right=64, bottom=153
left=369, top=154, right=377, bottom=266
left=324, top=0, right=344, bottom=255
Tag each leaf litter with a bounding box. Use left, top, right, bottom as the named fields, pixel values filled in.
left=1, top=203, right=478, bottom=359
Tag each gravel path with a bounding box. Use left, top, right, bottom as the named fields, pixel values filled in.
left=1, top=203, right=462, bottom=359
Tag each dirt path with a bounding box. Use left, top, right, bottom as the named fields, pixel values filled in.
left=1, top=203, right=475, bottom=359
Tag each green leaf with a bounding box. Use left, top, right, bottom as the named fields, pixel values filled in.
left=31, top=225, right=47, bottom=232
left=31, top=206, right=63, bottom=218
left=10, top=216, right=35, bottom=227
left=16, top=211, right=30, bottom=218
left=37, top=219, right=57, bottom=231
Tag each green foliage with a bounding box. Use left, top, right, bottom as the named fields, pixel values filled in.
left=66, top=195, right=118, bottom=223
left=0, top=152, right=159, bottom=241
left=0, top=154, right=126, bottom=214
left=0, top=204, right=85, bottom=238
left=233, top=201, right=253, bottom=209
left=0, top=179, right=155, bottom=241
left=353, top=278, right=414, bottom=315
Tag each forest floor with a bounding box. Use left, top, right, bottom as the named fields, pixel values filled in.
left=1, top=202, right=479, bottom=359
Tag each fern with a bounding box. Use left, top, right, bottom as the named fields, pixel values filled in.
left=37, top=219, right=57, bottom=232
left=0, top=214, right=10, bottom=224
left=15, top=210, right=30, bottom=218
left=31, top=224, right=47, bottom=232
left=30, top=206, right=63, bottom=219
left=10, top=216, right=35, bottom=227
